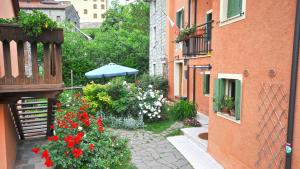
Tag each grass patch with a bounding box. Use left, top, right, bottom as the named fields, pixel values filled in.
left=166, top=128, right=183, bottom=137
left=144, top=118, right=176, bottom=134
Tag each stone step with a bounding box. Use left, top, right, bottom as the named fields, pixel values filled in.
left=181, top=127, right=208, bottom=151
left=167, top=135, right=224, bottom=169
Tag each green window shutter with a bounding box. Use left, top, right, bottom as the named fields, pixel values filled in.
left=213, top=79, right=221, bottom=112
left=176, top=12, right=180, bottom=28
left=181, top=9, right=184, bottom=28
left=227, top=0, right=243, bottom=18
left=203, top=75, right=208, bottom=94
left=235, top=80, right=241, bottom=120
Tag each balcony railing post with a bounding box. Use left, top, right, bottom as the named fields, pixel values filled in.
left=30, top=42, right=39, bottom=84
left=17, top=41, right=25, bottom=84
left=3, top=40, right=12, bottom=81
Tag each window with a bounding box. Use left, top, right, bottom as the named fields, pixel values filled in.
left=153, top=64, right=156, bottom=75
left=227, top=0, right=243, bottom=18
left=84, top=9, right=88, bottom=14
left=101, top=4, right=105, bottom=9
left=220, top=0, right=245, bottom=25
left=101, top=14, right=105, bottom=18
left=153, top=26, right=156, bottom=46
left=163, top=63, right=167, bottom=78
left=203, top=74, right=210, bottom=95
left=93, top=4, right=97, bottom=9
left=93, top=0, right=97, bottom=1
left=56, top=16, right=61, bottom=22
left=213, top=77, right=241, bottom=121
left=101, top=0, right=104, bottom=2
left=93, top=13, right=97, bottom=18
left=176, top=8, right=184, bottom=29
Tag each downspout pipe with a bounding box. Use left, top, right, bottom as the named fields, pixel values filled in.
left=285, top=0, right=300, bottom=168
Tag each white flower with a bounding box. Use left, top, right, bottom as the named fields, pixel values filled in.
left=78, top=126, right=83, bottom=131
left=148, top=85, right=153, bottom=88
left=158, top=115, right=161, bottom=118
left=123, top=81, right=127, bottom=85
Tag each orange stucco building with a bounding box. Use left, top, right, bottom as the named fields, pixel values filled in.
left=0, top=1, right=20, bottom=168
left=167, top=0, right=300, bottom=168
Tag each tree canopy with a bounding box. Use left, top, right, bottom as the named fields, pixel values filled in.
left=62, top=1, right=150, bottom=86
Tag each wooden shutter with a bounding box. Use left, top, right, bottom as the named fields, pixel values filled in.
left=235, top=80, right=241, bottom=120
left=213, top=78, right=224, bottom=112
left=227, top=0, right=243, bottom=18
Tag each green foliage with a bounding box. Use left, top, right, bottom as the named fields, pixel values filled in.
left=34, top=97, right=131, bottom=169
left=221, top=95, right=235, bottom=110
left=138, top=74, right=168, bottom=96
left=175, top=25, right=196, bottom=43
left=166, top=129, right=183, bottom=137
left=83, top=78, right=140, bottom=118
left=83, top=82, right=112, bottom=114
left=18, top=10, right=57, bottom=37
left=62, top=2, right=150, bottom=86
left=0, top=10, right=57, bottom=37
left=169, top=100, right=197, bottom=121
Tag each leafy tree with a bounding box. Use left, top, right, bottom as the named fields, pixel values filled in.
left=62, top=1, right=150, bottom=86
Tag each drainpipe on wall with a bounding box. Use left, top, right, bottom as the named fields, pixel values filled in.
left=193, top=65, right=196, bottom=104
left=285, top=0, right=300, bottom=168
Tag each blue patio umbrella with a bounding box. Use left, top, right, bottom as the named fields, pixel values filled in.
left=85, top=63, right=139, bottom=79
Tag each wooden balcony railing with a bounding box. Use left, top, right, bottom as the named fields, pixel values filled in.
left=0, top=24, right=64, bottom=98
left=183, top=21, right=213, bottom=56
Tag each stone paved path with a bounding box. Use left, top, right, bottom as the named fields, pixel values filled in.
left=15, top=123, right=192, bottom=169
left=112, top=126, right=193, bottom=169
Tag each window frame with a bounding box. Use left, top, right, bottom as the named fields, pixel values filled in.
left=203, top=72, right=210, bottom=96
left=214, top=73, right=243, bottom=123
left=219, top=0, right=246, bottom=26
left=176, top=7, right=184, bottom=29
left=93, top=4, right=97, bottom=9
left=93, top=13, right=97, bottom=19
left=84, top=9, right=88, bottom=14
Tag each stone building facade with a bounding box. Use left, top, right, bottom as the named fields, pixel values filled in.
left=19, top=0, right=80, bottom=28
left=149, top=0, right=167, bottom=77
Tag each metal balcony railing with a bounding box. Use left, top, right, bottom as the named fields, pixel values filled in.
left=183, top=21, right=213, bottom=56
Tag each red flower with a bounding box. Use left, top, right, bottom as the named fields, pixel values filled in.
left=83, top=119, right=90, bottom=127
left=71, top=122, right=79, bottom=129
left=67, top=141, right=75, bottom=149
left=71, top=148, right=83, bottom=158
left=47, top=137, right=53, bottom=142
left=97, top=118, right=104, bottom=133
left=56, top=102, right=61, bottom=108
left=41, top=150, right=49, bottom=159
left=50, top=125, right=54, bottom=130
left=53, top=135, right=59, bottom=142
left=32, top=147, right=40, bottom=154
left=89, top=144, right=94, bottom=151
left=64, top=135, right=73, bottom=143
left=44, top=157, right=53, bottom=167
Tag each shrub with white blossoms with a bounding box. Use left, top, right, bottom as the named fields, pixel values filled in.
left=137, top=85, right=166, bottom=121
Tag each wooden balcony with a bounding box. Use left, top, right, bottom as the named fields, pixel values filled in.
left=0, top=24, right=64, bottom=102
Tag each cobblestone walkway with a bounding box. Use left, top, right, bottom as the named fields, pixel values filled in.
left=112, top=122, right=193, bottom=169
left=15, top=123, right=192, bottom=169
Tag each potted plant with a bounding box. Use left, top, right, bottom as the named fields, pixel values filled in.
left=221, top=96, right=235, bottom=116
left=175, top=25, right=197, bottom=43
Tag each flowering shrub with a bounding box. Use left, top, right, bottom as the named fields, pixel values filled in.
left=83, top=78, right=140, bottom=117
left=183, top=118, right=202, bottom=127
left=32, top=97, right=131, bottom=168
left=137, top=85, right=166, bottom=121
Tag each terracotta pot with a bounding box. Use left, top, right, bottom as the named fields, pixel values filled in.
left=221, top=107, right=230, bottom=114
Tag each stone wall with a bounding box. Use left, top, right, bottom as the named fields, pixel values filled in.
left=149, top=0, right=167, bottom=77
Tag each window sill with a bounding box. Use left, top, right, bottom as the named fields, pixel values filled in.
left=216, top=112, right=240, bottom=124
left=219, top=13, right=245, bottom=27
left=204, top=94, right=210, bottom=97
